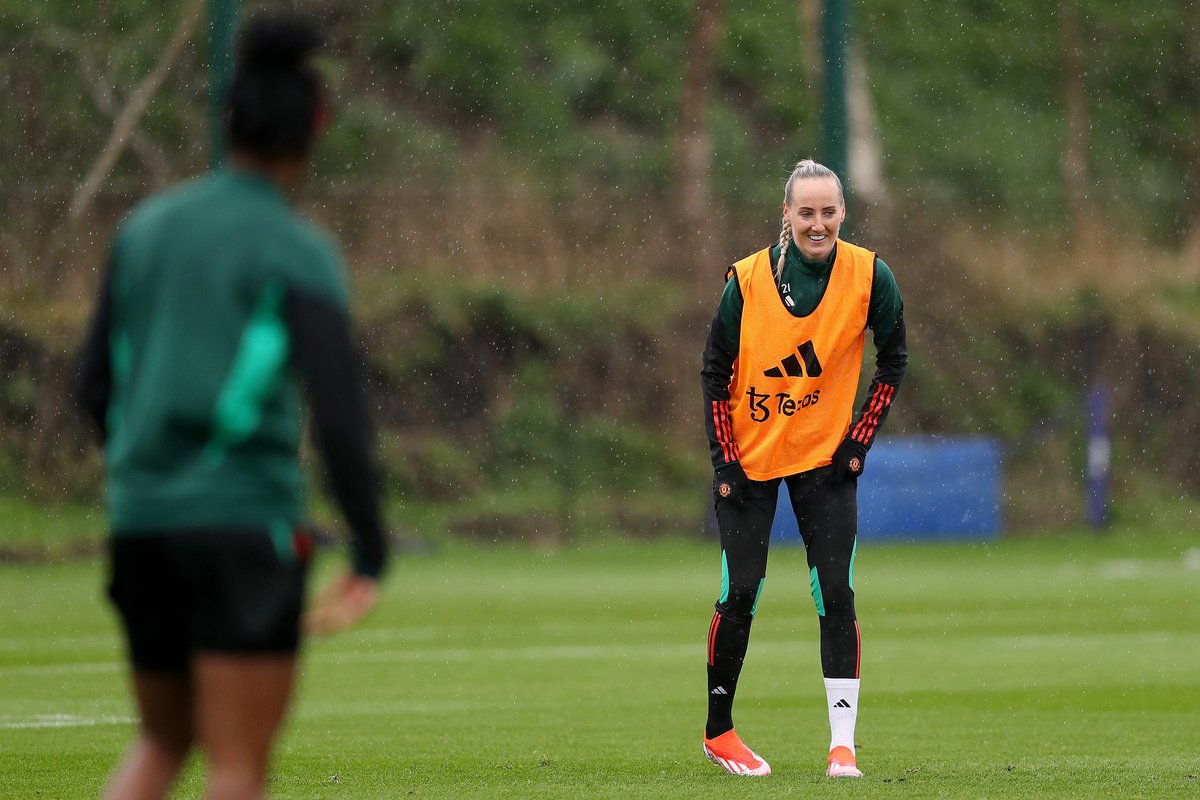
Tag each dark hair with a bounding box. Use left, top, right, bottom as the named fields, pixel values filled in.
left=227, top=12, right=327, bottom=160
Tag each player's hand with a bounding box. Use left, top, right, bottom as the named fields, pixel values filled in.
left=830, top=438, right=867, bottom=483
left=304, top=571, right=379, bottom=637
left=714, top=462, right=751, bottom=504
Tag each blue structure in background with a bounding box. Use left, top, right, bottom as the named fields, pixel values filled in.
left=1085, top=384, right=1111, bottom=530
left=772, top=436, right=1002, bottom=542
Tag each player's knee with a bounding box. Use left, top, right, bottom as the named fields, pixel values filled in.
left=715, top=603, right=753, bottom=626
left=716, top=584, right=761, bottom=623
left=820, top=582, right=856, bottom=620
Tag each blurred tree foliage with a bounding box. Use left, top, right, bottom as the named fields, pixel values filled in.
left=860, top=0, right=1199, bottom=242
left=2, top=1, right=1196, bottom=238
left=1, top=1, right=1198, bottom=537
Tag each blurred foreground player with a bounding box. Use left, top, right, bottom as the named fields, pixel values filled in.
left=699, top=160, right=906, bottom=778
left=74, top=13, right=386, bottom=800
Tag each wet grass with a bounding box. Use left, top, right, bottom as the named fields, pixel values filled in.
left=0, top=495, right=106, bottom=560
left=2, top=527, right=1199, bottom=798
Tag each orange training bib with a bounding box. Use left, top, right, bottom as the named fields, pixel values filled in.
left=728, top=240, right=874, bottom=480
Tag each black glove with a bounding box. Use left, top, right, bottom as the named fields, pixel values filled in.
left=830, top=438, right=867, bottom=483
left=714, top=462, right=751, bottom=504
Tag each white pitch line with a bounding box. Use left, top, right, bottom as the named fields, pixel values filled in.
left=0, top=661, right=123, bottom=676
left=306, top=640, right=708, bottom=665
left=0, top=635, right=118, bottom=653
left=0, top=714, right=136, bottom=730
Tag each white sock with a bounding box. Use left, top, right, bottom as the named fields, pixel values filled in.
left=824, top=678, right=860, bottom=753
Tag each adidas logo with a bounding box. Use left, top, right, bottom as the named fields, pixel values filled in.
left=834, top=699, right=852, bottom=709
left=763, top=340, right=823, bottom=378
left=711, top=686, right=728, bottom=696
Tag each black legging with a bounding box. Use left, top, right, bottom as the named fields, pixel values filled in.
left=710, top=466, right=860, bottom=679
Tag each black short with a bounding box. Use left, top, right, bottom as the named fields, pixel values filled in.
left=107, top=527, right=312, bottom=671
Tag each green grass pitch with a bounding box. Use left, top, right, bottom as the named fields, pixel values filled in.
left=2, top=531, right=1199, bottom=798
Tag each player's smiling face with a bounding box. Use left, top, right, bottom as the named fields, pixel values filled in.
left=783, top=177, right=845, bottom=262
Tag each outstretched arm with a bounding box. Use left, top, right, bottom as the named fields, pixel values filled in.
left=284, top=285, right=387, bottom=580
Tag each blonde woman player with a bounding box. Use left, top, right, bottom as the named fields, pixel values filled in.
left=699, top=159, right=907, bottom=778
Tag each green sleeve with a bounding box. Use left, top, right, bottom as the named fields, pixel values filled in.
left=716, top=269, right=744, bottom=351
left=868, top=257, right=903, bottom=349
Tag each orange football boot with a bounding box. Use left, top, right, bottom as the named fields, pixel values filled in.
left=703, top=729, right=771, bottom=776
left=826, top=745, right=862, bottom=778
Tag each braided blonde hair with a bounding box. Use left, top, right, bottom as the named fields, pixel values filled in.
left=774, top=159, right=845, bottom=284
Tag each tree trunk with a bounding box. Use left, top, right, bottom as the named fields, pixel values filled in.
left=34, top=24, right=174, bottom=189
left=675, top=0, right=724, bottom=273
left=798, top=0, right=822, bottom=94
left=1059, top=0, right=1091, bottom=249
left=1182, top=2, right=1200, bottom=268
left=78, top=54, right=174, bottom=190
left=847, top=40, right=892, bottom=240
left=66, top=0, right=204, bottom=224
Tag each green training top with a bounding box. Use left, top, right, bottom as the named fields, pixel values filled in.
left=104, top=169, right=348, bottom=534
